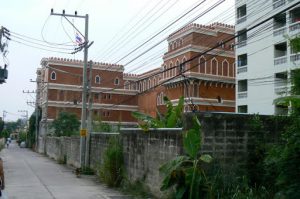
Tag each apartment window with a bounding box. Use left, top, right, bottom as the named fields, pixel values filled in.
left=114, top=77, right=119, bottom=85
left=273, top=13, right=287, bottom=36
left=289, top=7, right=300, bottom=24
left=95, top=75, right=101, bottom=84
left=274, top=42, right=288, bottom=65
left=238, top=80, right=248, bottom=92
left=237, top=29, right=247, bottom=48
left=274, top=72, right=288, bottom=94
left=274, top=42, right=287, bottom=58
left=238, top=105, right=248, bottom=113
left=51, top=71, right=56, bottom=80
left=237, top=5, right=246, bottom=24
left=108, top=94, right=111, bottom=99
left=274, top=13, right=286, bottom=30
left=238, top=54, right=247, bottom=67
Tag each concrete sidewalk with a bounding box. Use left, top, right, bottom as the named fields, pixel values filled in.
left=1, top=141, right=129, bottom=199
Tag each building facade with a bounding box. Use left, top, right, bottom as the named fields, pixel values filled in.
left=37, top=58, right=139, bottom=135
left=37, top=22, right=236, bottom=134
left=235, top=0, right=300, bottom=114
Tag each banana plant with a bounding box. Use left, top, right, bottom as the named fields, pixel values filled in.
left=159, top=116, right=213, bottom=199
left=132, top=96, right=184, bottom=131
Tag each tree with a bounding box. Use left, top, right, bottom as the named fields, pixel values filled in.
left=0, top=120, right=4, bottom=133
left=269, top=61, right=300, bottom=198
left=132, top=96, right=184, bottom=130
left=51, top=112, right=80, bottom=137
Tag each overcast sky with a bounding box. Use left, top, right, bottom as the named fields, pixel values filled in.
left=0, top=0, right=235, bottom=121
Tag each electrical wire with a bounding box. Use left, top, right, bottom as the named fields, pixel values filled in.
left=10, top=39, right=72, bottom=54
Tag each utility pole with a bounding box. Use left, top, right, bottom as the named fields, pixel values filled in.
left=0, top=26, right=9, bottom=84
left=85, top=60, right=93, bottom=166
left=18, top=110, right=28, bottom=129
left=29, top=79, right=42, bottom=151
left=50, top=9, right=93, bottom=168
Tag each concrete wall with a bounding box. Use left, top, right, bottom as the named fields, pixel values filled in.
left=41, top=136, right=81, bottom=168
left=38, top=113, right=287, bottom=197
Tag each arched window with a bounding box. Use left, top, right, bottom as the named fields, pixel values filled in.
left=153, top=77, right=156, bottom=87
left=143, top=80, right=146, bottom=91
left=174, top=41, right=177, bottom=49
left=193, top=84, right=199, bottom=97
left=218, top=60, right=223, bottom=76
left=114, top=77, right=119, bottom=85
left=199, top=56, right=206, bottom=73
left=169, top=62, right=173, bottom=77
left=223, top=61, right=229, bottom=76
left=95, top=75, right=101, bottom=84
left=222, top=60, right=229, bottom=76
left=51, top=71, right=56, bottom=80
left=163, top=65, right=167, bottom=79
left=148, top=79, right=151, bottom=89
left=211, top=58, right=218, bottom=75
left=179, top=39, right=183, bottom=46
left=181, top=57, right=187, bottom=73
left=161, top=92, right=165, bottom=105
left=124, top=81, right=130, bottom=90
left=157, top=95, right=160, bottom=105
left=139, top=82, right=142, bottom=92
left=176, top=60, right=180, bottom=75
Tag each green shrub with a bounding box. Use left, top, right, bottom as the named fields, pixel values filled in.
left=98, top=136, right=124, bottom=187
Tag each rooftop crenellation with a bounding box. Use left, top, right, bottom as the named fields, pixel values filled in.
left=169, top=22, right=235, bottom=39
left=42, top=57, right=124, bottom=68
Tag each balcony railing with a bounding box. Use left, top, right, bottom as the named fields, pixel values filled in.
left=273, top=26, right=287, bottom=36
left=273, top=0, right=285, bottom=9
left=291, top=54, right=300, bottom=62
left=237, top=40, right=247, bottom=48
left=289, top=21, right=300, bottom=32
left=238, top=91, right=248, bottom=99
left=237, top=66, right=247, bottom=74
left=237, top=16, right=247, bottom=24
left=275, top=86, right=289, bottom=94
left=274, top=56, right=287, bottom=65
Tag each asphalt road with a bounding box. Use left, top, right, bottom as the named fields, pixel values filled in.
left=0, top=141, right=128, bottom=199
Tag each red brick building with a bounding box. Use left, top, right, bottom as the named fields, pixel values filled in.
left=37, top=23, right=235, bottom=134
left=126, top=23, right=236, bottom=117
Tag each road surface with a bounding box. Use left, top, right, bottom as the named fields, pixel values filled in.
left=1, top=141, right=129, bottom=199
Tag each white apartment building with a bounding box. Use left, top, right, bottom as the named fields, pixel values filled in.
left=235, top=0, right=300, bottom=115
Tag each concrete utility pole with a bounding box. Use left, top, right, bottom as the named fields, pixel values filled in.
left=85, top=60, right=93, bottom=166
left=50, top=9, right=93, bottom=168
left=18, top=110, right=28, bottom=129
